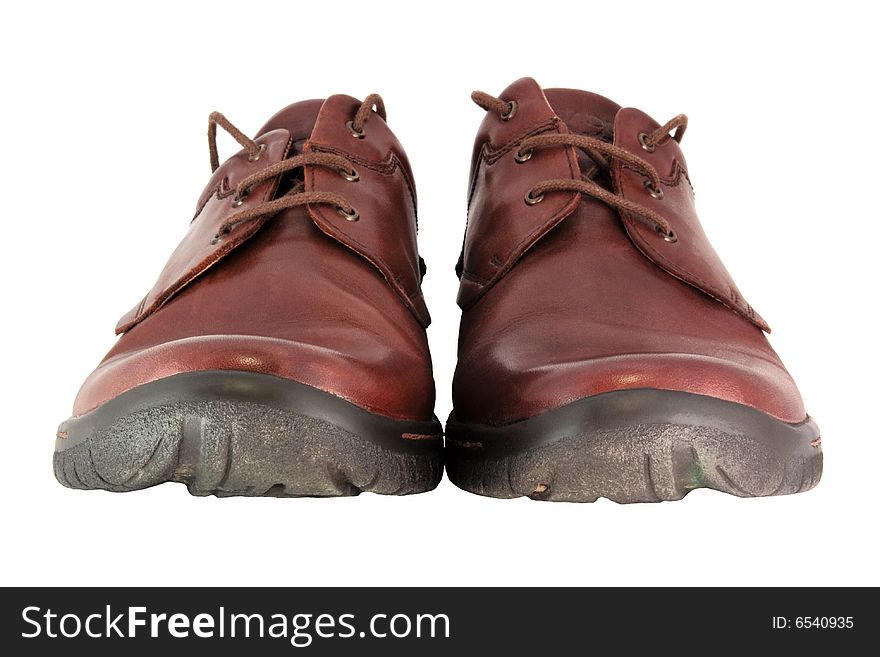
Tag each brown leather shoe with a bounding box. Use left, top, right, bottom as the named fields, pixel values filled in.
left=446, top=78, right=822, bottom=502
left=55, top=94, right=442, bottom=497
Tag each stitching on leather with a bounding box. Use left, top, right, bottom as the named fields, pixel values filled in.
left=309, top=143, right=418, bottom=219
left=609, top=142, right=766, bottom=329
left=466, top=120, right=560, bottom=210
left=302, top=129, right=426, bottom=323
left=304, top=169, right=427, bottom=326
left=191, top=138, right=283, bottom=222
left=630, top=211, right=746, bottom=313
left=619, top=158, right=692, bottom=188
left=460, top=130, right=581, bottom=299
left=460, top=120, right=558, bottom=279
left=618, top=164, right=766, bottom=328
left=305, top=149, right=419, bottom=287
left=482, top=119, right=559, bottom=165
left=192, top=176, right=235, bottom=224
left=216, top=177, right=236, bottom=198
left=311, top=144, right=399, bottom=174
left=628, top=216, right=762, bottom=325
left=461, top=270, right=489, bottom=285
left=462, top=120, right=569, bottom=279
left=121, top=134, right=294, bottom=333
left=316, top=216, right=429, bottom=326
left=466, top=154, right=483, bottom=211
left=117, top=222, right=267, bottom=333
left=192, top=179, right=223, bottom=223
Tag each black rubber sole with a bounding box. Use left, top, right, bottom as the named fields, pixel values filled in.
left=55, top=371, right=443, bottom=497
left=445, top=389, right=822, bottom=503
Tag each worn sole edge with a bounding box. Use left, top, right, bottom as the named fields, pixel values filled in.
left=55, top=371, right=443, bottom=497
left=445, top=388, right=822, bottom=503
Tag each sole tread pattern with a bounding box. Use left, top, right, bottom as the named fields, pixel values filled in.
left=447, top=425, right=823, bottom=503
left=55, top=400, right=442, bottom=498
left=446, top=389, right=823, bottom=504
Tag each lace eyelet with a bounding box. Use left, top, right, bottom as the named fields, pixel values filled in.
left=231, top=191, right=248, bottom=207
left=338, top=167, right=360, bottom=182
left=644, top=180, right=664, bottom=200
left=638, top=132, right=656, bottom=153
left=337, top=206, right=360, bottom=222
left=346, top=120, right=366, bottom=139
left=248, top=143, right=267, bottom=162
left=655, top=225, right=677, bottom=243
left=514, top=149, right=532, bottom=163
left=524, top=189, right=544, bottom=205
left=501, top=100, right=518, bottom=121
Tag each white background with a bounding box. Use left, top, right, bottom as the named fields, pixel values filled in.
left=1, top=1, right=877, bottom=586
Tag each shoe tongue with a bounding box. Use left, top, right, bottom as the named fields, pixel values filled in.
left=247, top=99, right=325, bottom=197
left=544, top=88, right=619, bottom=138
left=256, top=99, right=325, bottom=154
left=543, top=88, right=621, bottom=181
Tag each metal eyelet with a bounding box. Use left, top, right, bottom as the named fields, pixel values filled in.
left=644, top=180, right=664, bottom=200
left=346, top=120, right=366, bottom=139
left=338, top=167, right=360, bottom=182
left=231, top=191, right=248, bottom=207
left=501, top=100, right=518, bottom=121
left=638, top=132, right=656, bottom=153
left=655, top=225, right=677, bottom=243
left=248, top=143, right=267, bottom=162
left=524, top=189, right=544, bottom=205
left=337, top=206, right=360, bottom=222
left=514, top=149, right=532, bottom=163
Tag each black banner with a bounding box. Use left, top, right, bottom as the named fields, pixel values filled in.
left=0, top=587, right=870, bottom=653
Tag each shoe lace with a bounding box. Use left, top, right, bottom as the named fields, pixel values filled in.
left=471, top=91, right=688, bottom=242
left=206, top=94, right=386, bottom=237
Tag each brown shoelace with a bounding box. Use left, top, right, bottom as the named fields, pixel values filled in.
left=206, top=94, right=386, bottom=238
left=472, top=91, right=688, bottom=242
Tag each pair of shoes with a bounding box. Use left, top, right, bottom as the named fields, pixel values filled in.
left=55, top=78, right=822, bottom=502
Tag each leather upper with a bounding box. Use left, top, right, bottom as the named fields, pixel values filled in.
left=458, top=78, right=582, bottom=309
left=116, top=127, right=295, bottom=334
left=305, top=96, right=430, bottom=327
left=74, top=97, right=435, bottom=421
left=611, top=107, right=768, bottom=330
left=453, top=78, right=806, bottom=424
